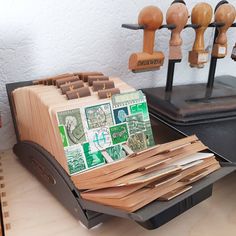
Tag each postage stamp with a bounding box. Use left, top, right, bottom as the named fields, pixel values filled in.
left=87, top=127, right=112, bottom=152
left=65, top=145, right=87, bottom=175
left=57, top=90, right=155, bottom=175
left=109, top=123, right=129, bottom=145
left=129, top=102, right=149, bottom=120
left=58, top=125, right=69, bottom=147
left=112, top=90, right=144, bottom=108
left=106, top=145, right=126, bottom=161
left=126, top=113, right=146, bottom=135
left=113, top=106, right=129, bottom=124
left=144, top=120, right=155, bottom=147
left=82, top=142, right=106, bottom=169
left=127, top=132, right=147, bottom=152
left=85, top=103, right=114, bottom=129
left=57, top=108, right=86, bottom=146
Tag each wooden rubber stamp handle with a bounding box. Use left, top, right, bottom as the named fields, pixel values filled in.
left=128, top=6, right=164, bottom=72
left=215, top=3, right=236, bottom=45
left=193, top=28, right=207, bottom=52
left=142, top=31, right=155, bottom=54
left=166, top=2, right=188, bottom=47
left=191, top=3, right=213, bottom=52
left=138, top=6, right=163, bottom=54
left=189, top=3, right=213, bottom=67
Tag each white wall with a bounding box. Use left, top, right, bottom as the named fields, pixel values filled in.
left=0, top=0, right=236, bottom=150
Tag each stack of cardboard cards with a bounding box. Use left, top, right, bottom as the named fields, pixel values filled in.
left=75, top=135, right=220, bottom=212
left=11, top=72, right=221, bottom=212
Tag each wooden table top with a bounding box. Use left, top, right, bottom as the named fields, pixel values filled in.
left=0, top=149, right=236, bottom=236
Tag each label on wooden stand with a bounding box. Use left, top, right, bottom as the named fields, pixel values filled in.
left=197, top=53, right=208, bottom=63
left=212, top=44, right=227, bottom=58
left=129, top=52, right=164, bottom=72
left=218, top=46, right=226, bottom=55
left=188, top=51, right=208, bottom=68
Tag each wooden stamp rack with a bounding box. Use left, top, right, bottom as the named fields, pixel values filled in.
left=123, top=0, right=236, bottom=124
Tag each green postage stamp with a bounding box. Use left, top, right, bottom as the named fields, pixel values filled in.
left=57, top=108, right=86, bottom=147
left=65, top=144, right=105, bottom=175
left=110, top=123, right=129, bottom=145
left=85, top=103, right=114, bottom=129
left=65, top=145, right=87, bottom=174
left=126, top=113, right=146, bottom=135
left=56, top=90, right=155, bottom=175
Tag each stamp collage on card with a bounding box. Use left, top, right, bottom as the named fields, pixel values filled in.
left=57, top=90, right=155, bottom=175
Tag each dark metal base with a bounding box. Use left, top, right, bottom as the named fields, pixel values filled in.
left=11, top=126, right=236, bottom=230
left=137, top=185, right=212, bottom=230
left=143, top=75, right=236, bottom=125
left=12, top=139, right=236, bottom=230
left=13, top=140, right=236, bottom=230
left=12, top=140, right=217, bottom=230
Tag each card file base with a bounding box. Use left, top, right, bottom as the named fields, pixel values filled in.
left=6, top=80, right=236, bottom=230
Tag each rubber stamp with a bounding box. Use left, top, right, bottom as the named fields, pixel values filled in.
left=129, top=6, right=164, bottom=72
left=166, top=1, right=188, bottom=61
left=189, top=3, right=213, bottom=68
left=212, top=3, right=236, bottom=58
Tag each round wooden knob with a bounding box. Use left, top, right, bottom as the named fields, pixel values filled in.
left=191, top=3, right=213, bottom=27
left=166, top=2, right=189, bottom=46
left=137, top=6, right=163, bottom=54
left=138, top=6, right=163, bottom=30
left=129, top=5, right=165, bottom=71
left=191, top=3, right=213, bottom=52
left=215, top=3, right=236, bottom=45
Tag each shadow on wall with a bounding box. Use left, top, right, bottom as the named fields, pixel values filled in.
left=0, top=32, right=35, bottom=150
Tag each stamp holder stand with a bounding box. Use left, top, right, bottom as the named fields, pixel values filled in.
left=123, top=1, right=236, bottom=125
